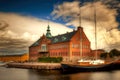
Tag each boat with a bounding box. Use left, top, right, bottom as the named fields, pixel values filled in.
left=61, top=60, right=115, bottom=72
left=61, top=2, right=119, bottom=72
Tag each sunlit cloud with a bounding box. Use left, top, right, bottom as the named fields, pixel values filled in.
left=0, top=12, right=72, bottom=55
left=52, top=1, right=120, bottom=51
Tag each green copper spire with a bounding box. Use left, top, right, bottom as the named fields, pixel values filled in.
left=46, top=25, right=52, bottom=38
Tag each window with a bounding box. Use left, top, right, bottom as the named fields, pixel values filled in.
left=72, top=44, right=79, bottom=48
left=41, top=44, right=47, bottom=51
left=62, top=36, right=66, bottom=41
left=72, top=44, right=74, bottom=48
left=54, top=38, right=58, bottom=42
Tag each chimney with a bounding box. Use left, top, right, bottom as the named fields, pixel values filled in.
left=77, top=26, right=83, bottom=31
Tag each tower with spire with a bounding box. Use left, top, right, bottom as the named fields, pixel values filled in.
left=46, top=25, right=52, bottom=38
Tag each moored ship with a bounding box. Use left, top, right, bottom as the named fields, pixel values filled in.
left=61, top=60, right=117, bottom=72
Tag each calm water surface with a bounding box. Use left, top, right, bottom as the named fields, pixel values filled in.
left=0, top=67, right=120, bottom=80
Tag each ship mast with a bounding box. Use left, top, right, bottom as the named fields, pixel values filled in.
left=79, top=4, right=81, bottom=27
left=79, top=2, right=82, bottom=60
left=93, top=2, right=97, bottom=60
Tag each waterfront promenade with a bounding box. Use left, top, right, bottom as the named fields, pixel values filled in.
left=6, top=60, right=120, bottom=71
left=7, top=62, right=61, bottom=70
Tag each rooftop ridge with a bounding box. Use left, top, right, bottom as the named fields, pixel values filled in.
left=50, top=30, right=77, bottom=44
left=51, top=30, right=77, bottom=38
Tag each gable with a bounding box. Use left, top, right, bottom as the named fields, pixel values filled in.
left=70, top=27, right=90, bottom=44
left=82, top=31, right=90, bottom=43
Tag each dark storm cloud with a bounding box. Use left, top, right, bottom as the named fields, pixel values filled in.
left=100, top=0, right=120, bottom=17
left=100, top=0, right=120, bottom=8
left=0, top=36, right=30, bottom=55
left=0, top=15, right=34, bottom=55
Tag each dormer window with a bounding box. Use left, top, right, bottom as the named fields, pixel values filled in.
left=34, top=42, right=39, bottom=45
left=62, top=36, right=66, bottom=41
left=54, top=38, right=58, bottom=42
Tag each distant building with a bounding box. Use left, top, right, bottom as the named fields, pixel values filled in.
left=0, top=53, right=29, bottom=62
left=92, top=49, right=105, bottom=59
left=29, top=26, right=92, bottom=61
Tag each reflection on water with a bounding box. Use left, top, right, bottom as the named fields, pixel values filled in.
left=0, top=67, right=29, bottom=80
left=28, top=70, right=70, bottom=80
left=0, top=67, right=120, bottom=80
left=89, top=72, right=112, bottom=80
left=112, top=71, right=120, bottom=80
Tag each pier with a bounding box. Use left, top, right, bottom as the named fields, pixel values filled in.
left=7, top=62, right=62, bottom=70
left=6, top=60, right=120, bottom=71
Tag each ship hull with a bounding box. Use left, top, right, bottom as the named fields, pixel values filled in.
left=61, top=62, right=117, bottom=73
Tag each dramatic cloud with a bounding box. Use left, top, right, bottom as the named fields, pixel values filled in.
left=100, top=0, right=120, bottom=9
left=0, top=12, right=72, bottom=55
left=0, top=20, right=9, bottom=31
left=52, top=1, right=120, bottom=51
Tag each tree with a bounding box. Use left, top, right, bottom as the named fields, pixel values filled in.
left=100, top=52, right=108, bottom=59
left=109, top=49, right=120, bottom=58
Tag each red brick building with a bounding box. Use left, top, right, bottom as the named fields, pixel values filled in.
left=29, top=25, right=92, bottom=61
left=92, top=49, right=105, bottom=59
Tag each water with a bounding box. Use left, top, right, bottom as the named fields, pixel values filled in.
left=0, top=67, right=120, bottom=80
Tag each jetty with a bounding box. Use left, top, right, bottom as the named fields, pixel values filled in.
left=7, top=62, right=61, bottom=70
left=4, top=58, right=120, bottom=71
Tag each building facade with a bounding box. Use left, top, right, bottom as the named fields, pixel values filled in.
left=92, top=49, right=105, bottom=59
left=0, top=53, right=29, bottom=62
left=29, top=26, right=92, bottom=61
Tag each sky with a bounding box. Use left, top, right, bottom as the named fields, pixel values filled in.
left=0, top=0, right=120, bottom=55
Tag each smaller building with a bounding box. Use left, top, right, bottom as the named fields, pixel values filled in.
left=92, top=49, right=105, bottom=59
left=0, top=53, right=29, bottom=62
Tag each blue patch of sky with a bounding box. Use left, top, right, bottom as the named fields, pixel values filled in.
left=0, top=0, right=73, bottom=24
left=116, top=16, right=120, bottom=29
left=0, top=0, right=119, bottom=29
left=68, top=25, right=76, bottom=29
left=0, top=0, right=74, bottom=17
left=0, top=0, right=78, bottom=29
left=0, top=0, right=53, bottom=17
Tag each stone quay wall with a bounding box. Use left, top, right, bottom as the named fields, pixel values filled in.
left=7, top=62, right=62, bottom=70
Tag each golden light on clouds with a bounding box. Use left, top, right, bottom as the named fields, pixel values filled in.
left=0, top=0, right=120, bottom=55
left=52, top=1, right=120, bottom=51
left=0, top=12, right=72, bottom=54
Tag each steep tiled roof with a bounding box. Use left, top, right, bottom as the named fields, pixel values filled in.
left=50, top=31, right=76, bottom=44
left=30, top=31, right=76, bottom=47
left=29, top=38, right=41, bottom=47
